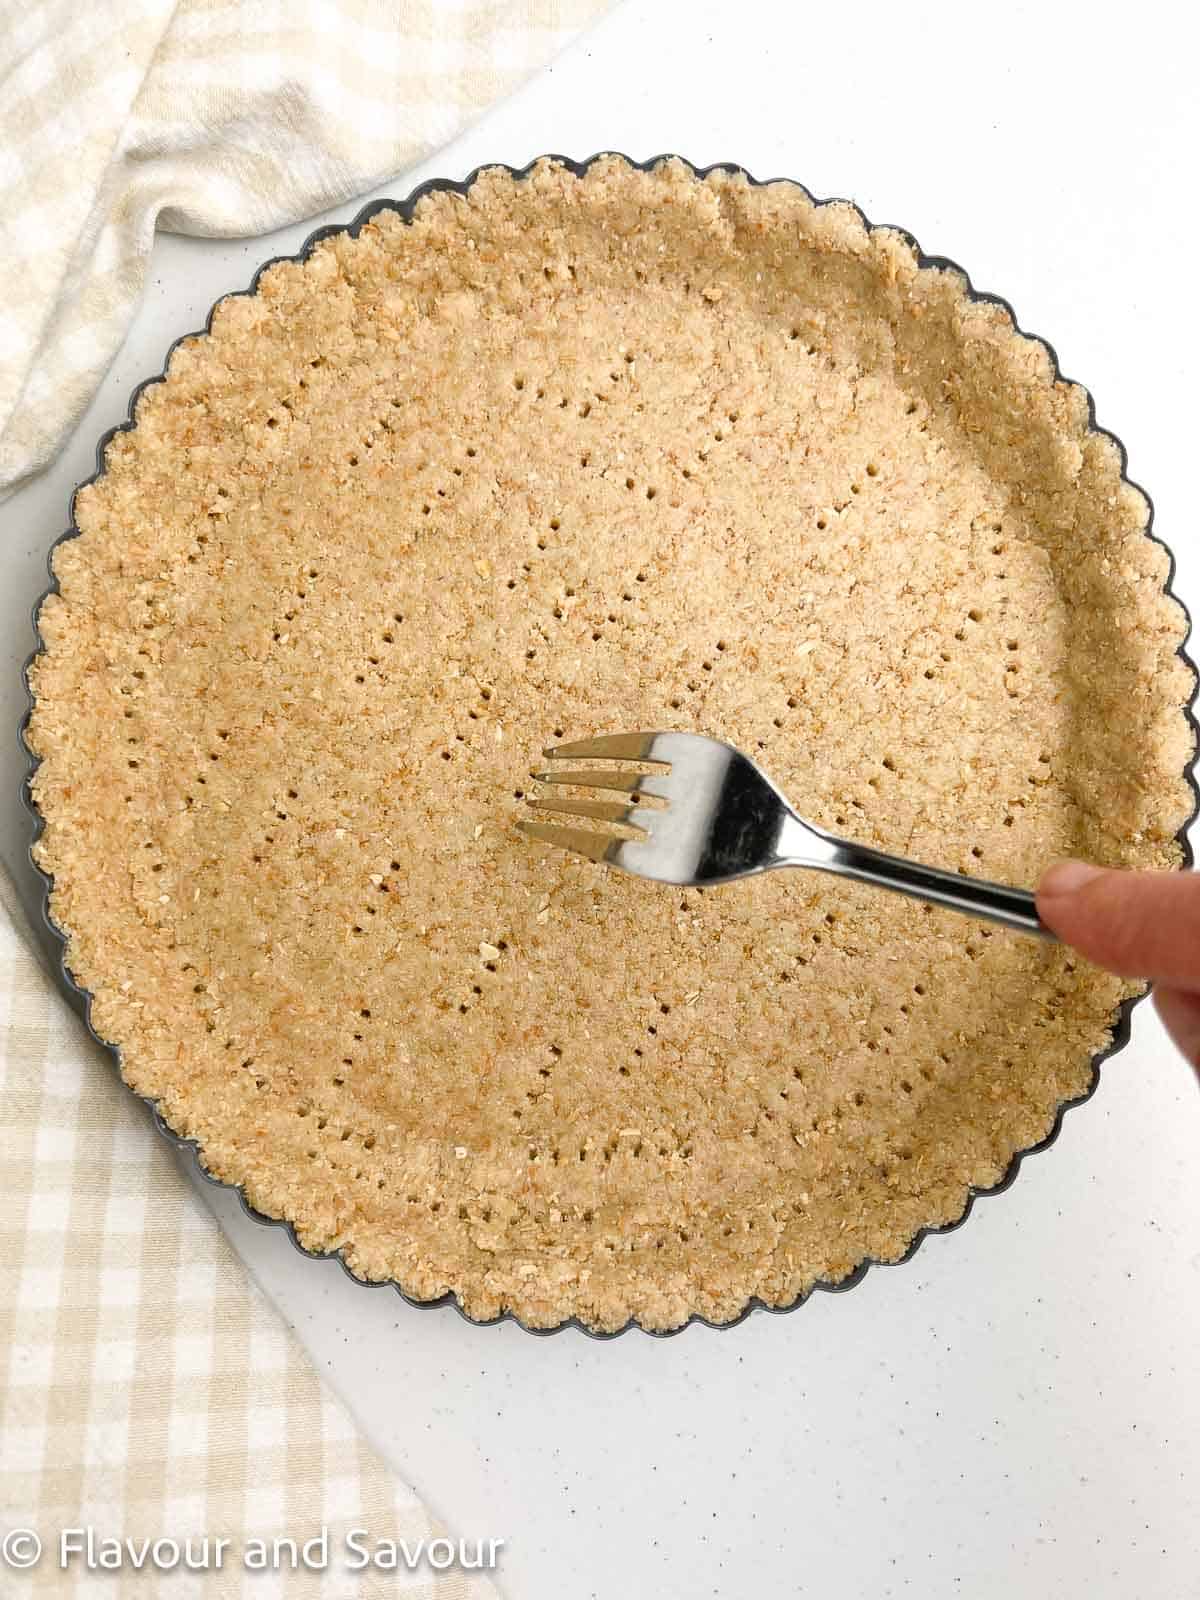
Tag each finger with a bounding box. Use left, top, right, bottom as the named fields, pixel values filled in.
left=1036, top=861, right=1200, bottom=988
left=1153, top=985, right=1200, bottom=1079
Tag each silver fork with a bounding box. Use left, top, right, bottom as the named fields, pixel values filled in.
left=518, top=731, right=1050, bottom=938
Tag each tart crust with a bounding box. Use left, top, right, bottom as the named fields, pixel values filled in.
left=27, top=156, right=1195, bottom=1332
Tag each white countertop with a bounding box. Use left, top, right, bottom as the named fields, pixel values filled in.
left=4, top=2, right=1198, bottom=1596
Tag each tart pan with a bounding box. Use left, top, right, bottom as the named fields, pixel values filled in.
left=19, top=152, right=1200, bottom=1338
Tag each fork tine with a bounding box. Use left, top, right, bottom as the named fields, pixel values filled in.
left=516, top=818, right=624, bottom=863
left=542, top=732, right=668, bottom=764
left=527, top=796, right=649, bottom=833
left=531, top=766, right=649, bottom=793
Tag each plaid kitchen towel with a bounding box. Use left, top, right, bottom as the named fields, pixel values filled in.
left=0, top=860, right=503, bottom=1596
left=0, top=0, right=612, bottom=499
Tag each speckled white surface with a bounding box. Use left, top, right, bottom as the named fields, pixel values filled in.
left=4, top=2, right=1199, bottom=1596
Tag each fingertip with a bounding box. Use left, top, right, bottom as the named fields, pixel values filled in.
left=1036, top=862, right=1200, bottom=984
left=1035, top=860, right=1112, bottom=947
left=1037, top=860, right=1105, bottom=901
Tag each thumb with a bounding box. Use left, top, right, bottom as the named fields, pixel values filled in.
left=1036, top=860, right=1200, bottom=990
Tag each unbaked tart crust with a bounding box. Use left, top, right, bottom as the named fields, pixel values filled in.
left=28, top=156, right=1195, bottom=1332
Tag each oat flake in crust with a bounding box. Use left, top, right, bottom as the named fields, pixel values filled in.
left=28, top=156, right=1196, bottom=1333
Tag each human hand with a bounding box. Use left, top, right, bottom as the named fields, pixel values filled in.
left=1037, top=862, right=1200, bottom=1075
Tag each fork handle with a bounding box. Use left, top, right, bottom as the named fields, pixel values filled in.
left=815, top=839, right=1052, bottom=939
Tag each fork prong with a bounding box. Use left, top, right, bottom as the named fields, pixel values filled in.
left=531, top=766, right=649, bottom=793
left=516, top=818, right=625, bottom=863
left=527, top=796, right=649, bottom=833
left=542, top=731, right=669, bottom=765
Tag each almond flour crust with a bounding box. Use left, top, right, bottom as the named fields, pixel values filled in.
left=27, top=156, right=1195, bottom=1333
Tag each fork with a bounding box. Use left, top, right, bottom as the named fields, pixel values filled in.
left=518, top=731, right=1050, bottom=937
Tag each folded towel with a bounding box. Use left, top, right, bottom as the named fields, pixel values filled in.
left=0, top=862, right=502, bottom=1595
left=0, top=0, right=609, bottom=500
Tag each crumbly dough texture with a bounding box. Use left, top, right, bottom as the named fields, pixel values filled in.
left=29, top=157, right=1195, bottom=1332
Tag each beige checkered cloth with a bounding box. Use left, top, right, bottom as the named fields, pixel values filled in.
left=0, top=865, right=502, bottom=1596
left=0, top=0, right=611, bottom=499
